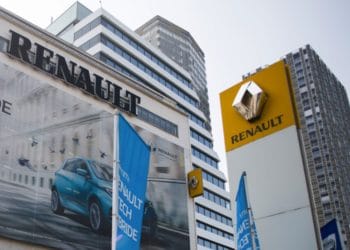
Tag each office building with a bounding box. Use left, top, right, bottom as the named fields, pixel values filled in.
left=46, top=2, right=234, bottom=250
left=284, top=45, right=350, bottom=246
left=136, top=16, right=211, bottom=131
left=135, top=15, right=235, bottom=249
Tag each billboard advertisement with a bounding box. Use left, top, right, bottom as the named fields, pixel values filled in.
left=135, top=125, right=190, bottom=249
left=0, top=61, right=190, bottom=249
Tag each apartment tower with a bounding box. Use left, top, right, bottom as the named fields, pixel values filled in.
left=243, top=45, right=350, bottom=246
left=285, top=45, right=350, bottom=246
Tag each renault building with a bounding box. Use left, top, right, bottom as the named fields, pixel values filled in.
left=0, top=6, right=196, bottom=249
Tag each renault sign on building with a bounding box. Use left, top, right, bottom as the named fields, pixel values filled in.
left=0, top=7, right=195, bottom=250
left=220, top=61, right=321, bottom=249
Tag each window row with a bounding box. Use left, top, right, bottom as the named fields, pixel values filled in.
left=203, top=189, right=231, bottom=209
left=197, top=221, right=234, bottom=241
left=196, top=204, right=233, bottom=226
left=197, top=237, right=233, bottom=250
left=199, top=167, right=225, bottom=189
left=192, top=147, right=218, bottom=169
left=189, top=112, right=207, bottom=130
left=74, top=16, right=192, bottom=89
left=190, top=128, right=213, bottom=149
left=175, top=105, right=209, bottom=131
left=98, top=52, right=145, bottom=83
left=90, top=34, right=198, bottom=107
left=137, top=106, right=178, bottom=137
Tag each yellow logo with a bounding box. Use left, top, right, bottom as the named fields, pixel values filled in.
left=220, top=60, right=299, bottom=152
left=187, top=168, right=203, bottom=198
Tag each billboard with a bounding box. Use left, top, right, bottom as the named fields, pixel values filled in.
left=135, top=125, right=190, bottom=249
left=0, top=60, right=190, bottom=249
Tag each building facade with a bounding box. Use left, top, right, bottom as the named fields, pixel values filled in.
left=284, top=45, right=350, bottom=246
left=135, top=16, right=211, bottom=131
left=0, top=5, right=195, bottom=249
left=135, top=16, right=235, bottom=249
left=47, top=2, right=234, bottom=250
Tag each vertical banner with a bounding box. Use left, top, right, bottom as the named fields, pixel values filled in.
left=236, top=172, right=260, bottom=250
left=116, top=114, right=151, bottom=250
left=321, top=219, right=344, bottom=250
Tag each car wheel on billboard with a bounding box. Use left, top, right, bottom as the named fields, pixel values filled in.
left=89, top=200, right=104, bottom=233
left=51, top=189, right=64, bottom=214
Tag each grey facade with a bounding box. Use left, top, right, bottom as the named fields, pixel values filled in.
left=285, top=45, right=350, bottom=247
left=136, top=16, right=211, bottom=131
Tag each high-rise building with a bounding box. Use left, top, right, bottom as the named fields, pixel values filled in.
left=243, top=45, right=350, bottom=247
left=136, top=16, right=211, bottom=131
left=285, top=45, right=350, bottom=246
left=47, top=3, right=234, bottom=249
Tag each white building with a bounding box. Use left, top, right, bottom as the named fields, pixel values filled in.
left=47, top=3, right=234, bottom=250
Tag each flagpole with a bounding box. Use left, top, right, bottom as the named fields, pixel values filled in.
left=243, top=172, right=256, bottom=250
left=112, top=113, right=120, bottom=250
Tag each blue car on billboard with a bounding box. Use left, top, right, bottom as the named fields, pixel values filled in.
left=51, top=157, right=158, bottom=236
left=51, top=157, right=113, bottom=233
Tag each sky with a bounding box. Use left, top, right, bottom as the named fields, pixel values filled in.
left=1, top=0, right=349, bottom=183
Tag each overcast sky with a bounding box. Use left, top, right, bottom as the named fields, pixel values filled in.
left=1, top=0, right=349, bottom=183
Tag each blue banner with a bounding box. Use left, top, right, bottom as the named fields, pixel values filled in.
left=236, top=172, right=260, bottom=250
left=117, top=114, right=151, bottom=250
left=321, top=218, right=343, bottom=250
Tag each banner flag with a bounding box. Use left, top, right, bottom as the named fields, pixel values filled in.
left=321, top=218, right=344, bottom=250
left=236, top=172, right=260, bottom=250
left=116, top=114, right=151, bottom=250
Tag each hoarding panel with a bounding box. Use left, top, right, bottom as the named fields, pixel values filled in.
left=0, top=61, right=190, bottom=249
left=0, top=61, right=113, bottom=249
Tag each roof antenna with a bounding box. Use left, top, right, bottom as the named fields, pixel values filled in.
left=99, top=0, right=103, bottom=8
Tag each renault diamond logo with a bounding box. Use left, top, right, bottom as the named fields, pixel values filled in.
left=232, top=81, right=267, bottom=122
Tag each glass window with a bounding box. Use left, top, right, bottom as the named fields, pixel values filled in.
left=63, top=159, right=75, bottom=172
left=190, top=129, right=213, bottom=149
left=74, top=17, right=193, bottom=89
left=40, top=177, right=44, bottom=188
left=138, top=107, right=178, bottom=136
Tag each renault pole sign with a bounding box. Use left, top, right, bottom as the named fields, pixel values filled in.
left=220, top=60, right=321, bottom=250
